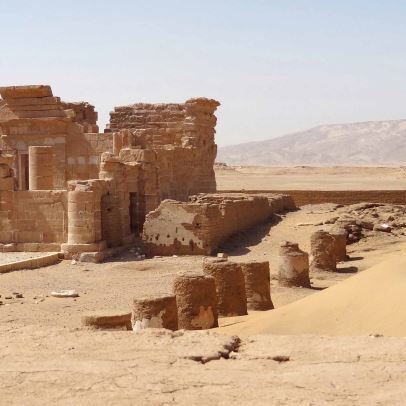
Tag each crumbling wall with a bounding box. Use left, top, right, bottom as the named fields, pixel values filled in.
left=107, top=98, right=219, bottom=200
left=61, top=101, right=99, bottom=132
left=142, top=193, right=295, bottom=256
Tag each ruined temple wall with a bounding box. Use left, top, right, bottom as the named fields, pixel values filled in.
left=0, top=190, right=67, bottom=246
left=0, top=120, right=70, bottom=189
left=65, top=132, right=113, bottom=181
left=108, top=98, right=220, bottom=201
left=143, top=194, right=294, bottom=256
left=61, top=101, right=99, bottom=132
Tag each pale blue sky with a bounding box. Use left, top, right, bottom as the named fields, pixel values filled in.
left=1, top=1, right=405, bottom=145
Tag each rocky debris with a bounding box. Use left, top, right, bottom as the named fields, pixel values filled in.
left=323, top=203, right=406, bottom=243
left=374, top=224, right=392, bottom=232
left=51, top=290, right=79, bottom=298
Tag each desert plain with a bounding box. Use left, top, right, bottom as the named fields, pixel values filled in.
left=1, top=165, right=406, bottom=405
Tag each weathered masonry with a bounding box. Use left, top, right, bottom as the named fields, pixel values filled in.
left=0, top=85, right=220, bottom=259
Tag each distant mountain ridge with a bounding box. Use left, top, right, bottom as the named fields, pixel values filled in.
left=217, top=119, right=406, bottom=165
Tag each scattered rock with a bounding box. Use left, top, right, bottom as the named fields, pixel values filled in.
left=51, top=290, right=79, bottom=298
left=374, top=224, right=392, bottom=232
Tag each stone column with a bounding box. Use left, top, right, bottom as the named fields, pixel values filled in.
left=28, top=146, right=54, bottom=190
left=173, top=273, right=218, bottom=330
left=310, top=230, right=337, bottom=272
left=330, top=228, right=348, bottom=261
left=67, top=191, right=97, bottom=244
left=278, top=241, right=311, bottom=287
left=240, top=261, right=274, bottom=310
left=132, top=295, right=178, bottom=332
left=202, top=260, right=248, bottom=317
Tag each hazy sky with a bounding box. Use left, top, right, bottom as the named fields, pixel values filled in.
left=1, top=1, right=406, bottom=146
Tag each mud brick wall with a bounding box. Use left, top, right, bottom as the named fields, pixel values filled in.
left=142, top=193, right=295, bottom=256
left=0, top=190, right=67, bottom=244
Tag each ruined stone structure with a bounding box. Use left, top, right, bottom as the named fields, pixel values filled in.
left=278, top=241, right=311, bottom=287
left=240, top=261, right=274, bottom=310
left=143, top=193, right=295, bottom=256
left=132, top=295, right=178, bottom=332
left=0, top=85, right=220, bottom=258
left=310, top=231, right=337, bottom=273
left=330, top=228, right=348, bottom=261
left=173, top=273, right=219, bottom=330
left=202, top=259, right=248, bottom=317
left=107, top=98, right=219, bottom=201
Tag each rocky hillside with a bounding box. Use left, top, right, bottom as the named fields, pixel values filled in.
left=217, top=119, right=406, bottom=165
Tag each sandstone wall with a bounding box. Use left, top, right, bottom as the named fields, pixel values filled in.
left=143, top=193, right=295, bottom=256
left=66, top=132, right=113, bottom=181
left=108, top=98, right=220, bottom=201
left=61, top=101, right=99, bottom=132
left=0, top=190, right=67, bottom=246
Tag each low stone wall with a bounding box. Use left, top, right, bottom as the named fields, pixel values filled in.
left=142, top=193, right=295, bottom=256
left=0, top=253, right=60, bottom=273
left=0, top=190, right=67, bottom=245
left=219, top=190, right=406, bottom=206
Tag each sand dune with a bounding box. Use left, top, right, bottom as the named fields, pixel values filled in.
left=221, top=253, right=406, bottom=337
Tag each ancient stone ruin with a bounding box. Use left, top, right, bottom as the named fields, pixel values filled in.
left=143, top=193, right=295, bottom=255
left=0, top=85, right=222, bottom=259
left=0, top=85, right=298, bottom=262
left=278, top=241, right=311, bottom=287
left=310, top=230, right=337, bottom=273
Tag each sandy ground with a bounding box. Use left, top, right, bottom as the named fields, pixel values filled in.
left=215, top=165, right=406, bottom=190
left=3, top=166, right=406, bottom=404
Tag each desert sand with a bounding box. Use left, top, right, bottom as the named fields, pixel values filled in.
left=215, top=165, right=406, bottom=190
left=220, top=252, right=406, bottom=337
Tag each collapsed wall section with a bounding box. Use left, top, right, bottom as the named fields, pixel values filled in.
left=142, top=193, right=295, bottom=256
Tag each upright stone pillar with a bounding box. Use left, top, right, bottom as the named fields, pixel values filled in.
left=67, top=191, right=97, bottom=244
left=28, top=146, right=54, bottom=190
